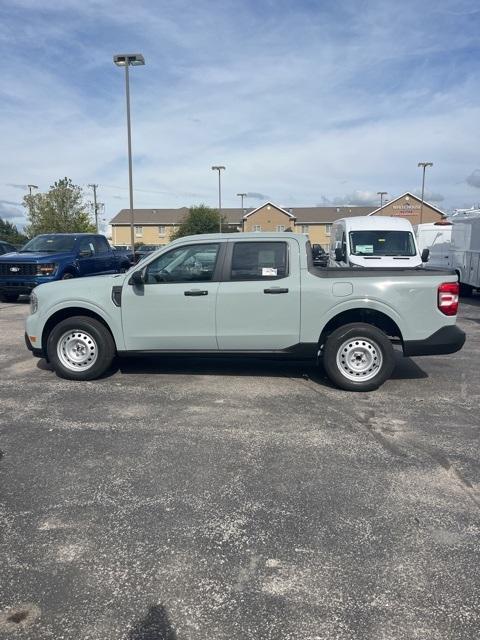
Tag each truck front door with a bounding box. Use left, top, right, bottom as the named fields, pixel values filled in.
left=121, top=242, right=222, bottom=350
left=216, top=239, right=301, bottom=350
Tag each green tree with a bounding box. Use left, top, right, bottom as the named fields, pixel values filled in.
left=171, top=205, right=226, bottom=240
left=0, top=218, right=28, bottom=245
left=23, top=178, right=95, bottom=237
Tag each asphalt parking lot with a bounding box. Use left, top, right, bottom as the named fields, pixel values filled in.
left=0, top=296, right=479, bottom=640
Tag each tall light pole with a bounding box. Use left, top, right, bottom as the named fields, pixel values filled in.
left=88, top=184, right=99, bottom=231
left=418, top=162, right=433, bottom=224
left=114, top=53, right=145, bottom=249
left=211, top=166, right=225, bottom=232
left=377, top=191, right=387, bottom=211
left=237, top=192, right=247, bottom=216
left=27, top=184, right=38, bottom=196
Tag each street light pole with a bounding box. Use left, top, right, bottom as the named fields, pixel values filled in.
left=377, top=191, right=387, bottom=211
left=211, top=166, right=226, bottom=232
left=88, top=184, right=99, bottom=232
left=418, top=162, right=433, bottom=224
left=27, top=184, right=38, bottom=196
left=236, top=192, right=247, bottom=215
left=114, top=53, right=145, bottom=250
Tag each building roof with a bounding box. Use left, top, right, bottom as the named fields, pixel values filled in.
left=110, top=204, right=377, bottom=226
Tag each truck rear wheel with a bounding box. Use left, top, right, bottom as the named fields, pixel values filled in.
left=47, top=316, right=115, bottom=381
left=322, top=323, right=395, bottom=391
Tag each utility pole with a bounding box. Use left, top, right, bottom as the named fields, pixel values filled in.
left=418, top=162, right=433, bottom=224
left=237, top=192, right=247, bottom=215
left=211, top=166, right=226, bottom=232
left=88, top=184, right=99, bottom=231
left=377, top=191, right=387, bottom=211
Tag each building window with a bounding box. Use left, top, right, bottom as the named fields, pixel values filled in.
left=325, top=224, right=332, bottom=236
left=300, top=225, right=309, bottom=234
left=158, top=225, right=165, bottom=236
left=276, top=225, right=285, bottom=232
left=135, top=226, right=143, bottom=236
left=253, top=225, right=262, bottom=232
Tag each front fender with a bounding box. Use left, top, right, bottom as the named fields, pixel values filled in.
left=38, top=298, right=125, bottom=351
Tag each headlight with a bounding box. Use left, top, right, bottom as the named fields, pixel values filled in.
left=36, top=263, right=56, bottom=276
left=30, top=290, right=38, bottom=314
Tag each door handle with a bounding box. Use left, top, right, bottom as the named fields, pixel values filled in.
left=264, top=287, right=289, bottom=294
left=184, top=289, right=208, bottom=296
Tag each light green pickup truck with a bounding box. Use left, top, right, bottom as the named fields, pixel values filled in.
left=25, top=233, right=465, bottom=391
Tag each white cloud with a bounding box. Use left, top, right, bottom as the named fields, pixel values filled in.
left=1, top=0, right=479, bottom=222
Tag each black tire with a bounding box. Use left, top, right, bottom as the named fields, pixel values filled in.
left=47, top=316, right=116, bottom=381
left=322, top=323, right=395, bottom=391
left=0, top=292, right=19, bottom=303
left=62, top=272, right=75, bottom=280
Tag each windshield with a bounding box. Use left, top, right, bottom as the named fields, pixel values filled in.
left=349, top=230, right=416, bottom=257
left=20, top=235, right=77, bottom=253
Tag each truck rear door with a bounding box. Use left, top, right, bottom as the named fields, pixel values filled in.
left=216, top=239, right=301, bottom=350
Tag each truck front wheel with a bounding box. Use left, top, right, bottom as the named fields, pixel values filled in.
left=322, top=323, right=395, bottom=391
left=47, top=316, right=115, bottom=381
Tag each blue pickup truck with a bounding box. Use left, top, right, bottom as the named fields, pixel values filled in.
left=0, top=233, right=131, bottom=302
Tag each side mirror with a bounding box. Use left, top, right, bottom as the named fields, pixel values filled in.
left=421, top=248, right=430, bottom=263
left=79, top=249, right=93, bottom=258
left=130, top=270, right=145, bottom=286
left=334, top=247, right=345, bottom=262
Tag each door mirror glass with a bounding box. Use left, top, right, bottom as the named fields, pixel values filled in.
left=79, top=248, right=93, bottom=258
left=421, top=248, right=430, bottom=263
left=130, top=270, right=145, bottom=285
left=334, top=247, right=345, bottom=262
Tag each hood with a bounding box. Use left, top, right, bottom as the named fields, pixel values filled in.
left=349, top=255, right=422, bottom=268
left=35, top=272, right=127, bottom=303
left=0, top=251, right=75, bottom=262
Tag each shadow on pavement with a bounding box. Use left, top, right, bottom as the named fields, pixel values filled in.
left=110, top=351, right=428, bottom=384
left=127, top=605, right=177, bottom=640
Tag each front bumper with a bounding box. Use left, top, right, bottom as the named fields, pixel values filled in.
left=403, top=325, right=466, bottom=357
left=25, top=332, right=45, bottom=358
left=0, top=275, right=57, bottom=295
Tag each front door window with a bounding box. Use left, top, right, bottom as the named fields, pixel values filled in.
left=145, top=244, right=220, bottom=283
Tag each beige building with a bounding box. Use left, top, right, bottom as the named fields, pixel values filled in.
left=110, top=193, right=445, bottom=249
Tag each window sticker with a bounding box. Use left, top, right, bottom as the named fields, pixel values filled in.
left=356, top=244, right=373, bottom=254
left=262, top=267, right=277, bottom=276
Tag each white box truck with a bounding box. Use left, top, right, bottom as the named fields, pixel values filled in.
left=414, top=221, right=453, bottom=270
left=431, top=216, right=480, bottom=296
left=329, top=216, right=424, bottom=268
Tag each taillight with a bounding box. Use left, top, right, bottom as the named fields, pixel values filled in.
left=438, top=282, right=459, bottom=316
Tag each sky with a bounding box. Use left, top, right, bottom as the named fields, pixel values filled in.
left=1, top=0, right=480, bottom=229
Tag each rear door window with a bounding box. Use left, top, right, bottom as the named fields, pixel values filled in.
left=230, top=242, right=288, bottom=281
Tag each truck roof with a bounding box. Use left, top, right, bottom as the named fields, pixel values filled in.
left=169, top=232, right=308, bottom=244
left=336, top=216, right=414, bottom=232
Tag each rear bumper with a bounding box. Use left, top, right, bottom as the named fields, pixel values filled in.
left=403, top=325, right=466, bottom=357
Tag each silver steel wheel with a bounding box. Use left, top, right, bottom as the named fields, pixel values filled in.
left=57, top=330, right=98, bottom=372
left=336, top=336, right=383, bottom=382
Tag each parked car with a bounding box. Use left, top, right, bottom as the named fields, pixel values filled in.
left=0, top=240, right=17, bottom=255
left=112, top=245, right=135, bottom=266
left=329, top=216, right=426, bottom=268
left=25, top=232, right=465, bottom=391
left=134, top=245, right=163, bottom=263
left=311, top=244, right=328, bottom=267
left=0, top=233, right=132, bottom=302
